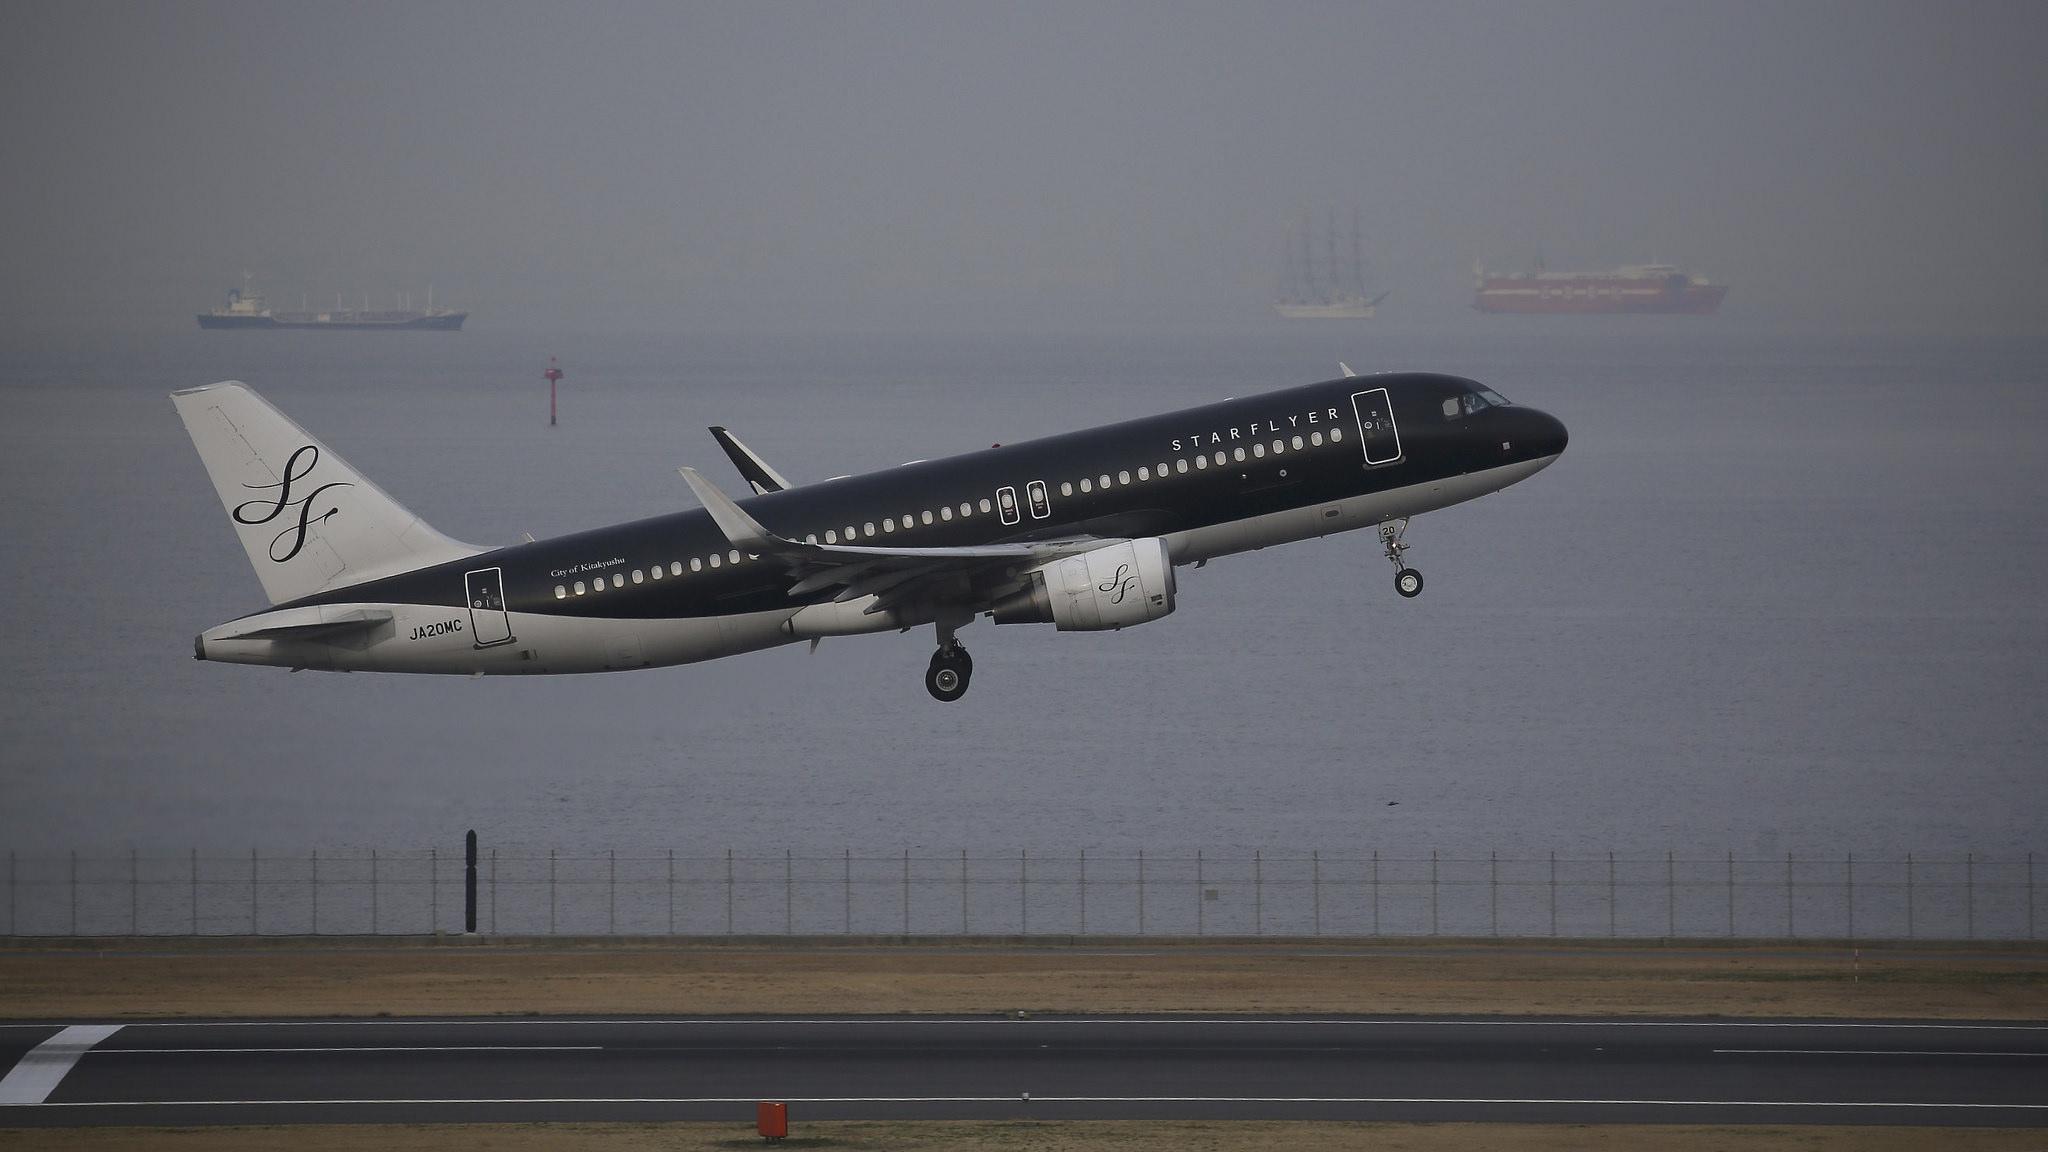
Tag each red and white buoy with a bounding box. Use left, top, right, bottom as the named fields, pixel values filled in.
left=544, top=356, right=564, bottom=426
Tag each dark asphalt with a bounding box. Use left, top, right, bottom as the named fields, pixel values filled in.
left=2, top=1015, right=2044, bottom=1127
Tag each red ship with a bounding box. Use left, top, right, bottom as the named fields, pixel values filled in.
left=1473, top=262, right=1727, bottom=314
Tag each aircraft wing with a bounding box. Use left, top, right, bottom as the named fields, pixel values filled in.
left=678, top=466, right=1112, bottom=612
left=708, top=426, right=794, bottom=495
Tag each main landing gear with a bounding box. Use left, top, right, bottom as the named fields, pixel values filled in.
left=1380, top=517, right=1424, bottom=599
left=926, top=621, right=974, bottom=702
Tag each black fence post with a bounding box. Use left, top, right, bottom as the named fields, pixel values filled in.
left=1606, top=850, right=1616, bottom=938
left=1078, top=848, right=1087, bottom=936
left=1312, top=850, right=1321, bottom=937
left=1137, top=848, right=1146, bottom=936
left=311, top=850, right=319, bottom=935
left=189, top=848, right=197, bottom=936
left=1431, top=849, right=1440, bottom=936
left=1966, top=852, right=1975, bottom=939
left=1547, top=851, right=1557, bottom=937
left=1254, top=850, right=1263, bottom=936
left=464, top=831, right=477, bottom=935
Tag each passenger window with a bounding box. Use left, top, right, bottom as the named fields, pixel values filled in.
left=825, top=530, right=837, bottom=543
left=1311, top=431, right=1324, bottom=446
left=1252, top=444, right=1265, bottom=458
left=612, top=574, right=625, bottom=588
left=555, top=585, right=567, bottom=599
left=1138, top=466, right=1150, bottom=481
left=960, top=503, right=972, bottom=517
left=979, top=499, right=991, bottom=514
left=691, top=557, right=703, bottom=571
left=729, top=550, right=741, bottom=563
left=882, top=519, right=894, bottom=533
left=632, top=570, right=644, bottom=584
left=1177, top=459, right=1189, bottom=473
left=1217, top=451, right=1230, bottom=465
left=1330, top=427, right=1344, bottom=443
left=1080, top=478, right=1092, bottom=493
left=863, top=523, right=876, bottom=537
left=1060, top=481, right=1073, bottom=496
left=1099, top=474, right=1111, bottom=488
left=941, top=506, right=953, bottom=521
left=902, top=515, right=914, bottom=529
left=671, top=561, right=684, bottom=576
left=1272, top=440, right=1284, bottom=454
left=922, top=511, right=933, bottom=525
left=710, top=554, right=721, bottom=568
left=574, top=581, right=586, bottom=595
left=1292, top=435, right=1304, bottom=450
left=1195, top=455, right=1208, bottom=469
left=1118, top=470, right=1130, bottom=485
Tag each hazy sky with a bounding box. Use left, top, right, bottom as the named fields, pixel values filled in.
left=7, top=1, right=2046, bottom=334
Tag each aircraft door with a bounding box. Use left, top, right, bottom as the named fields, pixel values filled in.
left=464, top=566, right=515, bottom=648
left=1026, top=480, right=1051, bottom=519
left=997, top=486, right=1021, bottom=525
left=1350, top=387, right=1403, bottom=465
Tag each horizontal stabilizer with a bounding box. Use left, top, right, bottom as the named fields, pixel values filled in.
left=205, top=606, right=394, bottom=642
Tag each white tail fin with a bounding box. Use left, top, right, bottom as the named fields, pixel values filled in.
left=172, top=381, right=481, bottom=604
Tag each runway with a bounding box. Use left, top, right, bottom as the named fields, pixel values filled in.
left=2, top=1015, right=2045, bottom=1128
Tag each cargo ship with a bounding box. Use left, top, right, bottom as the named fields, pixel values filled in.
left=1472, top=262, right=1726, bottom=314
left=1274, top=209, right=1390, bottom=319
left=197, top=286, right=466, bottom=330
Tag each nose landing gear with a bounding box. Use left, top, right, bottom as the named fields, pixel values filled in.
left=1380, top=518, right=1424, bottom=598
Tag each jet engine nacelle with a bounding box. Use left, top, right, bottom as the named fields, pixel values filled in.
left=989, top=537, right=1176, bottom=631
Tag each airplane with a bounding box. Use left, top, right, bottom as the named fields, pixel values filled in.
left=173, top=370, right=1566, bottom=701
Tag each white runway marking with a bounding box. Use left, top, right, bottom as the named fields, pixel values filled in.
left=1715, top=1049, right=2043, bottom=1057
left=115, top=1017, right=2048, bottom=1031
left=0, top=1025, right=121, bottom=1105
left=96, top=1046, right=603, bottom=1055
left=4, top=1094, right=2046, bottom=1111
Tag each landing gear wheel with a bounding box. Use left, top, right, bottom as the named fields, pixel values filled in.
left=1379, top=518, right=1422, bottom=599
left=926, top=645, right=972, bottom=702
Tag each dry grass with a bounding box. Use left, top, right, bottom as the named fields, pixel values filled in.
left=2, top=937, right=2043, bottom=1020
left=4, top=1122, right=2047, bottom=1152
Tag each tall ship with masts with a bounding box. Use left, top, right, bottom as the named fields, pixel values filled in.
left=1274, top=208, right=1390, bottom=319
left=198, top=282, right=466, bottom=330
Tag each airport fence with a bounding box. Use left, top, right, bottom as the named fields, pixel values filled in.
left=2, top=847, right=2039, bottom=942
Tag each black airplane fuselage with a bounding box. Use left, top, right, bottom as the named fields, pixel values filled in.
left=183, top=372, right=1566, bottom=688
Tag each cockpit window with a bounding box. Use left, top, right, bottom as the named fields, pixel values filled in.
left=1442, top=388, right=1512, bottom=420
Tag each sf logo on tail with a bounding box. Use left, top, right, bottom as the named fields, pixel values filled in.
left=233, top=444, right=352, bottom=562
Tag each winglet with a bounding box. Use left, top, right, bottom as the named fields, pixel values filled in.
left=709, top=426, right=793, bottom=495
left=678, top=466, right=776, bottom=550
